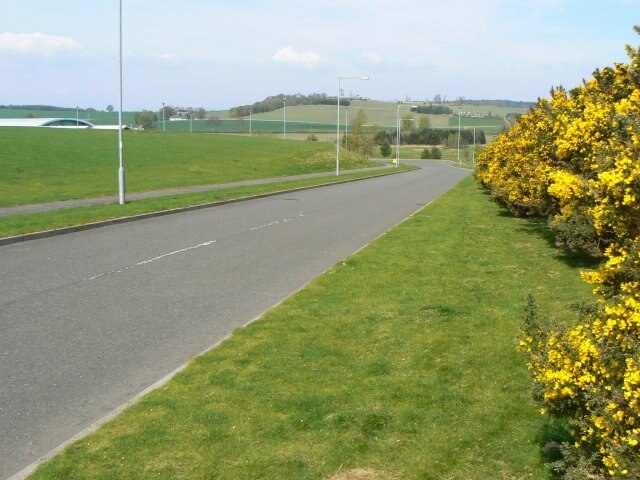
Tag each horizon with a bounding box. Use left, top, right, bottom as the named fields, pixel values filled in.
left=1, top=1, right=639, bottom=111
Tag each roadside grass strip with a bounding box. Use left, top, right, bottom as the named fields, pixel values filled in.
left=29, top=177, right=592, bottom=479
left=0, top=168, right=413, bottom=240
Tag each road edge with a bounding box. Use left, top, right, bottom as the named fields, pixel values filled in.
left=7, top=170, right=468, bottom=480
left=0, top=169, right=412, bottom=247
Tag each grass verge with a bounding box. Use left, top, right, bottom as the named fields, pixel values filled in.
left=29, top=177, right=592, bottom=479
left=0, top=167, right=413, bottom=239
left=0, top=128, right=375, bottom=207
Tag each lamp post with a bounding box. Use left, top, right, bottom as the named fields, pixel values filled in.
left=162, top=102, right=165, bottom=132
left=337, top=76, right=369, bottom=175
left=117, top=0, right=125, bottom=204
left=457, top=108, right=461, bottom=166
left=283, top=98, right=286, bottom=139
left=396, top=103, right=400, bottom=167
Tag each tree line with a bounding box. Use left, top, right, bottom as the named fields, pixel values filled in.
left=229, top=93, right=349, bottom=117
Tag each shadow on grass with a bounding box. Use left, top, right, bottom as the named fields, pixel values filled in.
left=481, top=190, right=601, bottom=271
left=535, top=416, right=575, bottom=479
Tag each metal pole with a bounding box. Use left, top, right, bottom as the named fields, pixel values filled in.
left=249, top=110, right=252, bottom=136
left=396, top=103, right=400, bottom=168
left=336, top=78, right=341, bottom=175
left=336, top=76, right=369, bottom=176
left=118, top=0, right=125, bottom=204
left=189, top=108, right=192, bottom=133
left=283, top=98, right=286, bottom=139
left=457, top=109, right=461, bottom=166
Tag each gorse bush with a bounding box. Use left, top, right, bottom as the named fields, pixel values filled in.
left=477, top=27, right=640, bottom=478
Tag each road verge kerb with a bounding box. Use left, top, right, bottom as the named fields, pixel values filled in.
left=0, top=169, right=412, bottom=247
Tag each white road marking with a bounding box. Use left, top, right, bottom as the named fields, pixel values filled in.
left=247, top=213, right=304, bottom=232
left=88, top=240, right=216, bottom=281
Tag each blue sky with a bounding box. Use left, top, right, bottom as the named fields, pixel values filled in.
left=1, top=0, right=639, bottom=110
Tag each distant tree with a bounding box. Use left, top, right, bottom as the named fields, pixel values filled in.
left=106, top=105, right=114, bottom=112
left=379, top=138, right=391, bottom=157
left=432, top=94, right=442, bottom=103
left=195, top=107, right=206, bottom=120
left=134, top=111, right=155, bottom=130
left=307, top=133, right=318, bottom=141
left=348, top=109, right=372, bottom=155
left=418, top=115, right=431, bottom=129
left=401, top=113, right=415, bottom=132
left=161, top=105, right=176, bottom=119
left=420, top=146, right=441, bottom=159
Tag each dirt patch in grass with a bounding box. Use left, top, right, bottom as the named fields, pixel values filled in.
left=325, top=468, right=401, bottom=480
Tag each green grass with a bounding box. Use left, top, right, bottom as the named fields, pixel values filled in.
left=0, top=168, right=413, bottom=239
left=29, top=177, right=592, bottom=479
left=0, top=128, right=375, bottom=207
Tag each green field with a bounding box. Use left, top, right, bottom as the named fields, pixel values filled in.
left=155, top=118, right=339, bottom=134
left=448, top=116, right=506, bottom=134
left=0, top=127, right=375, bottom=207
left=0, top=100, right=526, bottom=135
left=251, top=100, right=448, bottom=130
left=0, top=108, right=137, bottom=125
left=28, top=177, right=592, bottom=479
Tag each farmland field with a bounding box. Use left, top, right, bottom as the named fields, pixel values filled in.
left=0, top=100, right=527, bottom=135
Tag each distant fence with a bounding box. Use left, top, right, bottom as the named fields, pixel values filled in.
left=151, top=119, right=339, bottom=134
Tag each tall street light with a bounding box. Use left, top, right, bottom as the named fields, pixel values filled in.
left=117, top=0, right=125, bottom=205
left=396, top=102, right=401, bottom=167
left=336, top=76, right=369, bottom=175
left=457, top=108, right=461, bottom=166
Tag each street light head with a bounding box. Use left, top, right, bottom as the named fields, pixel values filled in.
left=360, top=76, right=370, bottom=80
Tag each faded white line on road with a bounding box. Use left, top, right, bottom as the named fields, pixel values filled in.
left=247, top=213, right=304, bottom=232
left=88, top=240, right=216, bottom=281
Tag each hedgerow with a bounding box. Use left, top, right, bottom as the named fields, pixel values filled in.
left=476, top=27, right=640, bottom=479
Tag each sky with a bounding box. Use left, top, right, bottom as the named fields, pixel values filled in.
left=1, top=0, right=639, bottom=111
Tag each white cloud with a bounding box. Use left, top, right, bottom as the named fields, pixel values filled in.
left=271, top=46, right=324, bottom=70
left=0, top=32, right=80, bottom=56
left=362, top=50, right=383, bottom=65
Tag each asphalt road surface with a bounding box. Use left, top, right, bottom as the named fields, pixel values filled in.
left=0, top=161, right=470, bottom=479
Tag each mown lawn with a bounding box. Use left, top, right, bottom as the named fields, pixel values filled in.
left=0, top=128, right=374, bottom=206
left=0, top=167, right=413, bottom=239
left=30, top=177, right=592, bottom=479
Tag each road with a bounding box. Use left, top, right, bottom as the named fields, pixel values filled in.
left=0, top=161, right=470, bottom=479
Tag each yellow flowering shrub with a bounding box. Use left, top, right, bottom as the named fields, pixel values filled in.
left=483, top=27, right=640, bottom=479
